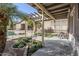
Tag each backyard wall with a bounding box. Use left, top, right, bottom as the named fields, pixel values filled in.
left=44, top=19, right=68, bottom=33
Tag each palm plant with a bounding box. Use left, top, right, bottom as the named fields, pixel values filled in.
left=27, top=20, right=41, bottom=34
left=34, top=21, right=41, bottom=33
left=35, top=21, right=41, bottom=29
left=27, top=19, right=34, bottom=30
left=0, top=3, right=29, bottom=55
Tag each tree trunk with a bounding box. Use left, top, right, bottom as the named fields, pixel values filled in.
left=0, top=26, right=7, bottom=55
left=0, top=12, right=8, bottom=55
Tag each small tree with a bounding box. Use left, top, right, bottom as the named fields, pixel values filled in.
left=0, top=3, right=28, bottom=55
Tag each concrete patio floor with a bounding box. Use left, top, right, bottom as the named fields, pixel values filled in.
left=32, top=37, right=73, bottom=56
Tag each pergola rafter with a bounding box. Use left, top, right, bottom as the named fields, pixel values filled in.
left=29, top=3, right=70, bottom=20
left=50, top=7, right=69, bottom=13
left=33, top=3, right=56, bottom=20
left=46, top=4, right=69, bottom=10
left=51, top=11, right=68, bottom=15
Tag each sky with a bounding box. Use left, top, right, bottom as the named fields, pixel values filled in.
left=12, top=3, right=38, bottom=23
left=14, top=3, right=38, bottom=14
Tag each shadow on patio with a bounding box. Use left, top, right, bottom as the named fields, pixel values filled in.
left=32, top=38, right=77, bottom=56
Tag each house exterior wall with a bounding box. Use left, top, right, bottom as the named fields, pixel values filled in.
left=15, top=21, right=28, bottom=30
left=16, top=24, right=21, bottom=30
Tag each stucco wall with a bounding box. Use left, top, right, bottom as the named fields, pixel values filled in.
left=44, top=19, right=68, bottom=33
left=15, top=21, right=28, bottom=30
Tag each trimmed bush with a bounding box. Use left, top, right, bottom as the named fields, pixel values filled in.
left=13, top=37, right=32, bottom=48
left=34, top=32, right=42, bottom=36
left=27, top=40, right=42, bottom=56
left=45, top=33, right=58, bottom=37
left=13, top=37, right=42, bottom=56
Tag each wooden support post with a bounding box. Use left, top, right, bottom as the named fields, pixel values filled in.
left=42, top=11, right=45, bottom=47
left=69, top=4, right=79, bottom=56
left=67, top=9, right=70, bottom=33
left=33, top=21, right=36, bottom=34
left=54, top=20, right=56, bottom=32
left=25, top=21, right=27, bottom=37
left=73, top=4, right=78, bottom=40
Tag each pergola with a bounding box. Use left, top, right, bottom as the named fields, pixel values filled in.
left=28, top=3, right=79, bottom=47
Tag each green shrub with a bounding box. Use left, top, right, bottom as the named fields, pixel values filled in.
left=34, top=32, right=37, bottom=35
left=18, top=37, right=32, bottom=43
left=13, top=43, right=20, bottom=48
left=34, top=32, right=42, bottom=36
left=45, top=33, right=57, bottom=37
left=13, top=41, right=26, bottom=48
left=18, top=43, right=25, bottom=48
left=13, top=37, right=32, bottom=48
left=27, top=40, right=42, bottom=56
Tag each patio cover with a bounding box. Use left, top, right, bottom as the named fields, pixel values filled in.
left=29, top=3, right=70, bottom=20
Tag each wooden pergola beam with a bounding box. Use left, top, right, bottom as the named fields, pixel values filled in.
left=47, top=4, right=69, bottom=10
left=51, top=7, right=69, bottom=13
left=33, top=3, right=56, bottom=20
left=51, top=11, right=68, bottom=15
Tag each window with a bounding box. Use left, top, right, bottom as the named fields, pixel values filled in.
left=21, top=24, right=25, bottom=30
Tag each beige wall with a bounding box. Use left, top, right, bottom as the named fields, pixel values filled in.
left=44, top=19, right=68, bottom=33
left=15, top=21, right=28, bottom=30
left=44, top=20, right=54, bottom=29
left=55, top=19, right=68, bottom=33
